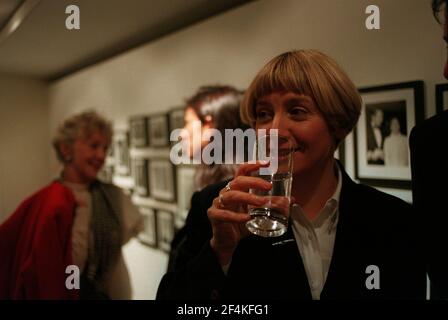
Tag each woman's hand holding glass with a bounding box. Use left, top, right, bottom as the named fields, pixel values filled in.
left=208, top=162, right=272, bottom=266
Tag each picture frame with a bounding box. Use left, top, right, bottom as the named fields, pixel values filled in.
left=149, top=159, right=176, bottom=201
left=130, top=116, right=149, bottom=147
left=175, top=165, right=196, bottom=228
left=132, top=158, right=149, bottom=196
left=98, top=164, right=114, bottom=183
left=354, top=81, right=424, bottom=189
left=114, top=130, right=131, bottom=176
left=149, top=114, right=170, bottom=147
left=156, top=209, right=175, bottom=253
left=168, top=107, right=185, bottom=133
left=435, top=83, right=448, bottom=114
left=138, top=206, right=157, bottom=248
left=107, top=142, right=114, bottom=158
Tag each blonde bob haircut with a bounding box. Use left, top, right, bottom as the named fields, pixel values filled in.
left=52, top=110, right=113, bottom=163
left=240, top=50, right=362, bottom=145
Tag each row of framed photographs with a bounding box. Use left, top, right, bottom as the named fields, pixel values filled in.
left=112, top=131, right=131, bottom=176
left=347, top=80, right=447, bottom=190
left=130, top=107, right=184, bottom=148
left=132, top=158, right=176, bottom=202
left=138, top=206, right=175, bottom=252
left=133, top=162, right=196, bottom=230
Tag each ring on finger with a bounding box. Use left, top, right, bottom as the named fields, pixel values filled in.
left=224, top=181, right=232, bottom=193
left=218, top=194, right=226, bottom=208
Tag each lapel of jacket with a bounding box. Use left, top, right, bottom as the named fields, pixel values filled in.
left=320, top=164, right=363, bottom=299
left=268, top=221, right=312, bottom=299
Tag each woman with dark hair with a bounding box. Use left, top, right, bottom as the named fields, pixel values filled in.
left=181, top=85, right=249, bottom=189
left=167, top=85, right=250, bottom=273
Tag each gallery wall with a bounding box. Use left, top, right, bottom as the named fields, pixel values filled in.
left=0, top=74, right=50, bottom=224
left=44, top=0, right=445, bottom=299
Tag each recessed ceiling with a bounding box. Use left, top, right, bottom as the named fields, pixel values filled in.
left=0, top=0, right=252, bottom=81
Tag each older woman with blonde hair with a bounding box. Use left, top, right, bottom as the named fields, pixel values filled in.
left=157, top=50, right=426, bottom=300
left=0, top=110, right=142, bottom=300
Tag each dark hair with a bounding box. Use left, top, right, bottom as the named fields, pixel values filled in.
left=185, top=85, right=243, bottom=123
left=432, top=0, right=447, bottom=23
left=189, top=88, right=249, bottom=189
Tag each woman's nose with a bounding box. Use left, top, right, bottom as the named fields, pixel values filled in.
left=268, top=114, right=290, bottom=137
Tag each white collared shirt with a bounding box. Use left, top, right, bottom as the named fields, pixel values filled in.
left=290, top=164, right=342, bottom=300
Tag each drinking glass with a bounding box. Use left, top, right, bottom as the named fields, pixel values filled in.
left=245, top=133, right=293, bottom=237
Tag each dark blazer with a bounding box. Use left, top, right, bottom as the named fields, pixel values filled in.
left=410, top=110, right=448, bottom=299
left=157, top=165, right=426, bottom=300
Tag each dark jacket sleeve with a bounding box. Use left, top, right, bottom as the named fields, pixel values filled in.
left=410, top=114, right=448, bottom=299
left=157, top=181, right=229, bottom=300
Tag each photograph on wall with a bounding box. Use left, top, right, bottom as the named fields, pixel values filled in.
left=149, top=114, right=169, bottom=147
left=138, top=206, right=157, bottom=248
left=168, top=107, right=185, bottom=137
left=175, top=165, right=196, bottom=228
left=435, top=83, right=448, bottom=114
left=107, top=142, right=114, bottom=158
left=114, top=130, right=131, bottom=176
left=149, top=159, right=175, bottom=201
left=168, top=107, right=185, bottom=148
left=98, top=165, right=114, bottom=183
left=132, top=158, right=149, bottom=197
left=130, top=116, right=149, bottom=147
left=354, top=81, right=424, bottom=189
left=156, top=210, right=175, bottom=253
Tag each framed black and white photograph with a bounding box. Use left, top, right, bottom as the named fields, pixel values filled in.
left=98, top=165, right=114, bottom=183
left=107, top=142, right=114, bottom=158
left=114, top=130, right=131, bottom=176
left=156, top=210, right=175, bottom=253
left=149, top=114, right=169, bottom=147
left=138, top=207, right=157, bottom=248
left=175, top=165, right=196, bottom=228
left=435, top=83, right=448, bottom=114
left=132, top=158, right=149, bottom=197
left=354, top=81, right=424, bottom=189
left=130, top=116, right=148, bottom=147
left=168, top=107, right=185, bottom=132
left=149, top=159, right=175, bottom=201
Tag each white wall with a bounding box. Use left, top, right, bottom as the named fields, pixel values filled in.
left=0, top=74, right=50, bottom=224
left=48, top=0, right=445, bottom=299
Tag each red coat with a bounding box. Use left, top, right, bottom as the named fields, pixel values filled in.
left=0, top=182, right=79, bottom=299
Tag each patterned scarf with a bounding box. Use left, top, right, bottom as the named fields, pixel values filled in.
left=82, top=181, right=122, bottom=299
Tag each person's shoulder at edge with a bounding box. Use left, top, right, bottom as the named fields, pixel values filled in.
left=411, top=110, right=448, bottom=137
left=25, top=181, right=75, bottom=215
left=178, top=179, right=231, bottom=230
left=0, top=181, right=76, bottom=237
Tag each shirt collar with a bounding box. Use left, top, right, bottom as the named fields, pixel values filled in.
left=292, top=161, right=342, bottom=227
